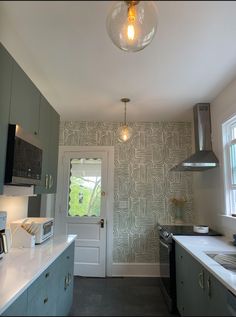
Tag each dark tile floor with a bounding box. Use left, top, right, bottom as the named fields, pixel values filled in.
left=69, top=277, right=175, bottom=316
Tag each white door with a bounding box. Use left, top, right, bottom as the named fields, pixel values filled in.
left=55, top=147, right=114, bottom=277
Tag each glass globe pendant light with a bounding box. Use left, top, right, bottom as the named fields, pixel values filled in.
left=117, top=98, right=133, bottom=142
left=106, top=1, right=158, bottom=52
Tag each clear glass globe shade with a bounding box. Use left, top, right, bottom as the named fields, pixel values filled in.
left=106, top=1, right=158, bottom=52
left=117, top=125, right=133, bottom=142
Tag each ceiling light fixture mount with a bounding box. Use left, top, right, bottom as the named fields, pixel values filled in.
left=106, top=1, right=158, bottom=52
left=117, top=98, right=133, bottom=142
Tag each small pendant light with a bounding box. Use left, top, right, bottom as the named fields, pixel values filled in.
left=117, top=98, right=133, bottom=142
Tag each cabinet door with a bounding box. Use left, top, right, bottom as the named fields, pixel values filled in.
left=56, top=242, right=75, bottom=316
left=34, top=97, right=60, bottom=194
left=27, top=259, right=59, bottom=316
left=10, top=62, right=40, bottom=135
left=175, top=243, right=186, bottom=315
left=175, top=243, right=208, bottom=316
left=47, top=107, right=60, bottom=193
left=27, top=284, right=57, bottom=316
left=2, top=290, right=28, bottom=316
left=34, top=96, right=51, bottom=194
left=207, top=272, right=229, bottom=316
left=0, top=44, right=13, bottom=194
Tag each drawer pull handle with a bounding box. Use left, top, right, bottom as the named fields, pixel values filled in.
left=45, top=272, right=50, bottom=278
left=198, top=271, right=205, bottom=289
left=64, top=276, right=68, bottom=290
left=44, top=298, right=48, bottom=304
left=207, top=276, right=212, bottom=298
left=67, top=256, right=70, bottom=259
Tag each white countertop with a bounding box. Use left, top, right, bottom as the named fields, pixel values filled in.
left=173, top=235, right=236, bottom=296
left=0, top=234, right=76, bottom=315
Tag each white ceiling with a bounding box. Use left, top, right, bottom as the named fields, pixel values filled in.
left=1, top=1, right=236, bottom=122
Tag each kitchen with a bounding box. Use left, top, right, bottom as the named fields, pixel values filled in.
left=0, top=1, right=236, bottom=316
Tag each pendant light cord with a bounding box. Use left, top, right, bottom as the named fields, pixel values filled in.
left=124, top=101, right=127, bottom=125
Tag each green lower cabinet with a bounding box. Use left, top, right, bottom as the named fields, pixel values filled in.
left=27, top=285, right=57, bottom=316
left=176, top=243, right=207, bottom=316
left=1, top=242, right=75, bottom=317
left=2, top=290, right=28, bottom=316
left=206, top=272, right=229, bottom=316
left=56, top=243, right=75, bottom=316
left=27, top=259, right=59, bottom=316
left=176, top=242, right=233, bottom=316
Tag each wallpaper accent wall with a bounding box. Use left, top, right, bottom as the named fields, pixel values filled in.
left=60, top=121, right=193, bottom=263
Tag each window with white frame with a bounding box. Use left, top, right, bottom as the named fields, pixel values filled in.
left=223, top=115, right=236, bottom=216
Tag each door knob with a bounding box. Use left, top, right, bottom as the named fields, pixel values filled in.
left=100, top=219, right=104, bottom=228
left=101, top=191, right=106, bottom=196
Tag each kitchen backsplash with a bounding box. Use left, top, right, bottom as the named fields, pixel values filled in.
left=60, top=121, right=193, bottom=263
left=0, top=196, right=28, bottom=224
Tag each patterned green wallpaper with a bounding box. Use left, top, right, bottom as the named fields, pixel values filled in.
left=60, top=121, right=193, bottom=263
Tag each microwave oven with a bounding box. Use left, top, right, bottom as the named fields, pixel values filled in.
left=10, top=217, right=54, bottom=244
left=5, top=124, right=43, bottom=186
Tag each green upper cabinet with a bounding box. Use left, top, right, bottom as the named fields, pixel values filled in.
left=34, top=96, right=60, bottom=194
left=0, top=43, right=60, bottom=195
left=10, top=61, right=40, bottom=135
left=34, top=96, right=51, bottom=194
left=0, top=44, right=13, bottom=194
left=48, top=107, right=60, bottom=193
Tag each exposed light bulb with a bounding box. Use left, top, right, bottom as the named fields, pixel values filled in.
left=127, top=24, right=135, bottom=41
left=127, top=3, right=136, bottom=41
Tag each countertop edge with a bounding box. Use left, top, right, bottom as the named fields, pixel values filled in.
left=0, top=234, right=76, bottom=315
left=173, top=235, right=236, bottom=296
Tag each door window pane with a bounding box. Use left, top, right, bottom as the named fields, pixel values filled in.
left=68, top=158, right=101, bottom=217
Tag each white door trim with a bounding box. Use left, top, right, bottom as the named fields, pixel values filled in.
left=55, top=146, right=114, bottom=277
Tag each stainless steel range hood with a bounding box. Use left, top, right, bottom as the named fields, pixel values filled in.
left=171, top=103, right=219, bottom=172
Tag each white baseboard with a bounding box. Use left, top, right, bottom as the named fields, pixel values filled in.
left=111, top=263, right=160, bottom=277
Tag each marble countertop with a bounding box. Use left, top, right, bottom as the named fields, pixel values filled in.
left=173, top=235, right=236, bottom=296
left=0, top=234, right=76, bottom=315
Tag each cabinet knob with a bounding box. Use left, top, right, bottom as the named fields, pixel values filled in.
left=45, top=272, right=50, bottom=278
left=66, top=256, right=70, bottom=259
left=34, top=131, right=37, bottom=135
left=44, top=297, right=48, bottom=304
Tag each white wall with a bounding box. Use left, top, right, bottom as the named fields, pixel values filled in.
left=194, top=77, right=236, bottom=238
left=0, top=196, right=28, bottom=224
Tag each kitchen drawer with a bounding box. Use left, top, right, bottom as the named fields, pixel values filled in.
left=27, top=283, right=57, bottom=316
left=28, top=259, right=58, bottom=302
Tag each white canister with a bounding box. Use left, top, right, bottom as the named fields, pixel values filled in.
left=193, top=225, right=209, bottom=234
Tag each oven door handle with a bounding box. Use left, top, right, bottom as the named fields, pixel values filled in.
left=160, top=239, right=169, bottom=249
